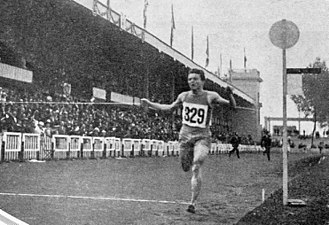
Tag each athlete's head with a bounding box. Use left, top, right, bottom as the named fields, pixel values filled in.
left=188, top=68, right=205, bottom=91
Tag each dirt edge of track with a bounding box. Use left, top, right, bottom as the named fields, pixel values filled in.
left=237, top=154, right=329, bottom=225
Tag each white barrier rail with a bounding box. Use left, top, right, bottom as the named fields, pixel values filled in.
left=132, top=139, right=141, bottom=156
left=142, top=139, right=152, bottom=157
left=122, top=138, right=133, bottom=157
left=157, top=140, right=165, bottom=157
left=93, top=137, right=105, bottom=158
left=3, top=132, right=21, bottom=161
left=150, top=140, right=158, bottom=157
left=104, top=137, right=115, bottom=157
left=70, top=136, right=81, bottom=158
left=1, top=132, right=262, bottom=162
left=53, top=135, right=69, bottom=159
left=82, top=136, right=93, bottom=158
left=23, top=133, right=40, bottom=160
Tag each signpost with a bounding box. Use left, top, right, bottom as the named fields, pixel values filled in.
left=269, top=19, right=299, bottom=206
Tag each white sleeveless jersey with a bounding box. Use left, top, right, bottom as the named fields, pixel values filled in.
left=181, top=91, right=212, bottom=129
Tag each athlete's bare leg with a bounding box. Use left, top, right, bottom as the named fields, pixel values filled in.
left=191, top=161, right=203, bottom=205
left=187, top=140, right=208, bottom=213
left=179, top=142, right=193, bottom=172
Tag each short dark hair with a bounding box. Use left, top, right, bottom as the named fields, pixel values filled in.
left=189, top=68, right=205, bottom=81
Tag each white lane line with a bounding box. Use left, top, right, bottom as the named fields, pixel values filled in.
left=0, top=192, right=190, bottom=205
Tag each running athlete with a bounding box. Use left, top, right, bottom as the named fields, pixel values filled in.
left=141, top=68, right=236, bottom=213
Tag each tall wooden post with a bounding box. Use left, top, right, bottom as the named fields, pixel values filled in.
left=269, top=19, right=299, bottom=205
left=282, top=48, right=288, bottom=205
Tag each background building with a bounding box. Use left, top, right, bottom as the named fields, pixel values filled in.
left=228, top=69, right=263, bottom=140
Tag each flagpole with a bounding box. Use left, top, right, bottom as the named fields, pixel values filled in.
left=191, top=26, right=194, bottom=60
left=143, top=0, right=148, bottom=29
left=244, top=48, right=247, bottom=70
left=142, top=0, right=148, bottom=42
left=205, top=35, right=209, bottom=67
left=106, top=0, right=110, bottom=19
left=220, top=53, right=222, bottom=77
left=170, top=4, right=175, bottom=47
left=229, top=59, right=232, bottom=82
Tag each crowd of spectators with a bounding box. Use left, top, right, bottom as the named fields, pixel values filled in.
left=0, top=85, right=182, bottom=142
left=0, top=85, right=256, bottom=144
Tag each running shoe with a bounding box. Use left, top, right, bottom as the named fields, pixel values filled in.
left=187, top=204, right=195, bottom=213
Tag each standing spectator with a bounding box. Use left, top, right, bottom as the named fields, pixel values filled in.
left=316, top=131, right=320, bottom=139
left=57, top=121, right=66, bottom=135
left=261, top=131, right=272, bottom=161
left=318, top=141, right=324, bottom=154
left=33, top=121, right=45, bottom=135
left=100, top=129, right=107, bottom=137
left=229, top=132, right=240, bottom=158
left=247, top=134, right=254, bottom=145
left=92, top=127, right=100, bottom=137
left=44, top=119, right=53, bottom=138
left=1, top=111, right=17, bottom=132
left=0, top=90, right=7, bottom=114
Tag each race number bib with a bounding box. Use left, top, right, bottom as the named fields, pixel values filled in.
left=182, top=102, right=208, bottom=128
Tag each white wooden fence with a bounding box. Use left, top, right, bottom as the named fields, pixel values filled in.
left=0, top=132, right=262, bottom=162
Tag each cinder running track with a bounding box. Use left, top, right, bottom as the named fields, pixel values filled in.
left=0, top=152, right=311, bottom=225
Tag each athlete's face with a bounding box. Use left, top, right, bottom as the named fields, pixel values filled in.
left=188, top=73, right=204, bottom=90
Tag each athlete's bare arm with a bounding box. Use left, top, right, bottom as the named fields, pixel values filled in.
left=209, top=92, right=229, bottom=104
left=141, top=92, right=185, bottom=111
left=210, top=87, right=236, bottom=109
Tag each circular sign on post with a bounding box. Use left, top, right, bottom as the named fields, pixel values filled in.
left=269, top=19, right=299, bottom=49
left=269, top=19, right=300, bottom=206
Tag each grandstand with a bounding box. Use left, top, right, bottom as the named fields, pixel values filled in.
left=1, top=0, right=260, bottom=139
left=0, top=0, right=263, bottom=162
